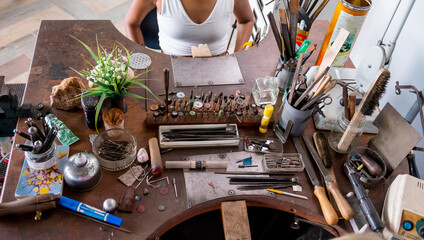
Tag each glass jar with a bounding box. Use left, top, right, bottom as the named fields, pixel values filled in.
left=328, top=112, right=365, bottom=154
left=252, top=76, right=279, bottom=106
left=81, top=92, right=103, bottom=130
left=24, top=141, right=59, bottom=170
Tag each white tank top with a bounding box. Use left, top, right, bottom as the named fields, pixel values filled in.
left=157, top=0, right=234, bottom=56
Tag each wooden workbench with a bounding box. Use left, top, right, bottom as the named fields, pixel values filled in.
left=0, top=20, right=407, bottom=239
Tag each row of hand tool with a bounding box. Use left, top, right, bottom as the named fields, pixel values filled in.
left=14, top=117, right=58, bottom=154
left=151, top=90, right=265, bottom=123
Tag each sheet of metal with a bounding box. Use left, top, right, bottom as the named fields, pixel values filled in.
left=171, top=55, right=244, bottom=87
left=368, top=103, right=421, bottom=172
left=182, top=152, right=280, bottom=208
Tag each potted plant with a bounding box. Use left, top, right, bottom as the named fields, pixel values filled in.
left=71, top=35, right=156, bottom=130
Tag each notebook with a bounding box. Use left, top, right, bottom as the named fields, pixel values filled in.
left=15, top=145, right=69, bottom=199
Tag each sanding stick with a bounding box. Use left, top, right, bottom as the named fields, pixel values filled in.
left=149, top=137, right=164, bottom=175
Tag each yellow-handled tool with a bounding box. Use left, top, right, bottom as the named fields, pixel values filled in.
left=266, top=189, right=308, bottom=200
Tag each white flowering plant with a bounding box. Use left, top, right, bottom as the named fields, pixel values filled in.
left=70, top=35, right=156, bottom=130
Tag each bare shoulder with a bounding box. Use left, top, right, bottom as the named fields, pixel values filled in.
left=233, top=0, right=253, bottom=22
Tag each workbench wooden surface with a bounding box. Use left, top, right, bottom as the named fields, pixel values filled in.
left=0, top=20, right=407, bottom=239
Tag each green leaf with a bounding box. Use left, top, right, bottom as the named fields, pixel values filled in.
left=95, top=93, right=106, bottom=132
left=70, top=35, right=98, bottom=63
left=130, top=81, right=159, bottom=101
left=121, top=91, right=146, bottom=100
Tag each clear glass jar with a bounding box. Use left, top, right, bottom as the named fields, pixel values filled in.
left=328, top=112, right=365, bottom=154
left=252, top=76, right=279, bottom=106
left=24, top=141, right=59, bottom=170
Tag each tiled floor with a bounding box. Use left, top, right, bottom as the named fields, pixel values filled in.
left=0, top=0, right=131, bottom=84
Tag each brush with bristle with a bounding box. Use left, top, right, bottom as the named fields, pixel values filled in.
left=337, top=68, right=390, bottom=152
left=313, top=132, right=332, bottom=168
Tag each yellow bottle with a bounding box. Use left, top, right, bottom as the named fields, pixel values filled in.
left=259, top=105, right=274, bottom=134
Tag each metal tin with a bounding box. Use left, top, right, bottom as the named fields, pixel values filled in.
left=316, top=0, right=372, bottom=67
left=64, top=152, right=102, bottom=191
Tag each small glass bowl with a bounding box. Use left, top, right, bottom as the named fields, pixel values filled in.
left=92, top=128, right=137, bottom=171
left=346, top=147, right=387, bottom=187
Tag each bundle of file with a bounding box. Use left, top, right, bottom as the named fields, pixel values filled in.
left=288, top=65, right=337, bottom=111
left=229, top=176, right=299, bottom=191
left=161, top=125, right=238, bottom=142
left=14, top=117, right=58, bottom=154
left=268, top=0, right=330, bottom=62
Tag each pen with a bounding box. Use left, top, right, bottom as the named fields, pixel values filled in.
left=266, top=188, right=308, bottom=200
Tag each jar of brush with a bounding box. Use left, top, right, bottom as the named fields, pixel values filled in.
left=102, top=108, right=124, bottom=130
left=329, top=68, right=391, bottom=153
left=328, top=111, right=365, bottom=154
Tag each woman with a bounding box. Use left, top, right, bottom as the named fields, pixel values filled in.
left=125, top=0, right=254, bottom=56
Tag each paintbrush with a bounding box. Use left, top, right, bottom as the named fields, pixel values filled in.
left=337, top=68, right=390, bottom=152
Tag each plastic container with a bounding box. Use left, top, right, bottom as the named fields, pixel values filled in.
left=92, top=128, right=137, bottom=171
left=25, top=141, right=59, bottom=170
left=328, top=112, right=365, bottom=153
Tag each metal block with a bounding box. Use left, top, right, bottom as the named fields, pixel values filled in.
left=171, top=55, right=244, bottom=87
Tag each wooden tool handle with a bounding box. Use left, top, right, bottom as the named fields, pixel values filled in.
left=312, top=76, right=332, bottom=98
left=348, top=93, right=356, bottom=120
left=0, top=193, right=55, bottom=209
left=314, top=186, right=338, bottom=225
left=361, top=155, right=382, bottom=177
left=149, top=137, right=164, bottom=174
left=0, top=198, right=56, bottom=217
left=327, top=181, right=354, bottom=220
left=337, top=112, right=366, bottom=152
left=165, top=161, right=228, bottom=169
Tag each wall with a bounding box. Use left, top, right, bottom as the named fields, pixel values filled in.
left=350, top=0, right=424, bottom=177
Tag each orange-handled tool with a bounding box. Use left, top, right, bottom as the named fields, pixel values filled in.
left=292, top=137, right=339, bottom=225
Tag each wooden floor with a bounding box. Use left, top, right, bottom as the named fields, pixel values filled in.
left=0, top=0, right=131, bottom=84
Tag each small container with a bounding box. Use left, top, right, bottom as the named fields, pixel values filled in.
left=24, top=141, right=59, bottom=170
left=252, top=76, right=279, bottom=106
left=346, top=147, right=386, bottom=187
left=259, top=105, right=274, bottom=134
left=64, top=152, right=102, bottom=191
left=81, top=93, right=103, bottom=130
left=92, top=128, right=137, bottom=171
left=279, top=101, right=313, bottom=137
left=328, top=112, right=365, bottom=153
